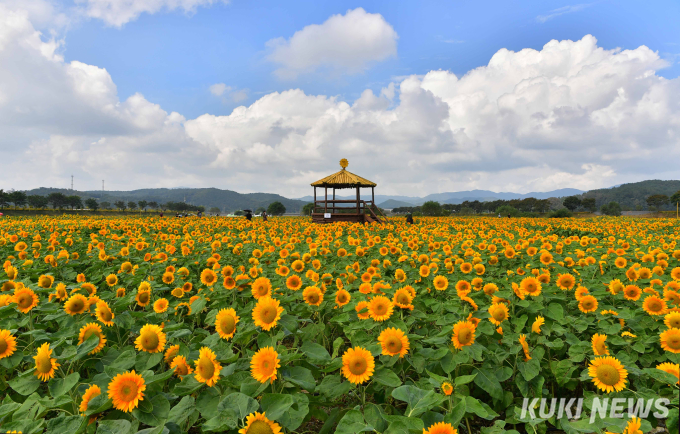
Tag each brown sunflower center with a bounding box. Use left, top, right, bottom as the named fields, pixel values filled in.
left=35, top=353, right=52, bottom=374
left=595, top=342, right=607, bottom=354
left=140, top=331, right=160, bottom=351
left=83, top=329, right=98, bottom=341
left=247, top=420, right=274, bottom=434
left=338, top=293, right=348, bottom=303
left=668, top=335, right=680, bottom=350
left=385, top=337, right=402, bottom=353
left=256, top=285, right=268, bottom=296
left=582, top=300, right=594, bottom=310
left=669, top=318, right=680, bottom=328
left=260, top=307, right=277, bottom=324
left=396, top=293, right=409, bottom=304
left=219, top=315, right=236, bottom=334
left=348, top=356, right=367, bottom=375
left=647, top=301, right=663, bottom=312
left=17, top=294, right=33, bottom=309
left=198, top=357, right=215, bottom=379
left=100, top=308, right=112, bottom=321
left=458, top=328, right=473, bottom=344
left=119, top=381, right=139, bottom=401
left=492, top=309, right=506, bottom=322
left=260, top=358, right=275, bottom=376
left=307, top=293, right=319, bottom=304
left=175, top=363, right=188, bottom=375
left=138, top=292, right=150, bottom=303
left=525, top=282, right=538, bottom=293
left=0, top=338, right=7, bottom=354
left=596, top=364, right=621, bottom=386
left=70, top=299, right=85, bottom=312
left=373, top=302, right=387, bottom=315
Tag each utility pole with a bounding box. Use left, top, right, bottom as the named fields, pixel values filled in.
left=71, top=175, right=74, bottom=191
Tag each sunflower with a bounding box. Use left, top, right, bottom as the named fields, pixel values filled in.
left=34, top=342, right=59, bottom=382
left=368, top=295, right=393, bottom=322
left=94, top=301, right=115, bottom=326
left=424, top=422, right=458, bottom=434
left=660, top=328, right=680, bottom=353
left=393, top=288, right=414, bottom=310
left=488, top=302, right=509, bottom=326
left=252, top=296, right=284, bottom=331
left=419, top=265, right=430, bottom=278
left=12, top=287, right=39, bottom=314
left=626, top=267, right=639, bottom=282
left=578, top=295, right=598, bottom=313
left=592, top=333, right=609, bottom=356
left=520, top=277, right=542, bottom=296
left=161, top=272, right=174, bottom=285
left=164, top=345, right=180, bottom=363
left=455, top=280, right=471, bottom=296
left=531, top=316, right=545, bottom=334
left=623, top=285, right=642, bottom=301
left=483, top=283, right=498, bottom=295
left=251, top=347, right=280, bottom=383
left=642, top=296, right=667, bottom=316
left=588, top=356, right=628, bottom=393
left=451, top=321, right=476, bottom=349
left=116, top=287, right=126, bottom=298
left=609, top=279, right=624, bottom=295
left=79, top=384, right=102, bottom=415
left=0, top=329, right=18, bottom=359
left=335, top=289, right=351, bottom=307
left=64, top=294, right=88, bottom=315
left=556, top=273, right=576, bottom=290
left=81, top=282, right=97, bottom=296
left=656, top=362, right=679, bottom=384
left=238, top=412, right=282, bottom=434
left=433, top=276, right=449, bottom=291
left=215, top=308, right=239, bottom=340
left=286, top=275, right=302, bottom=291
left=251, top=277, right=272, bottom=299
left=170, top=355, right=193, bottom=377
left=378, top=328, right=410, bottom=358
left=194, top=347, right=221, bottom=386
left=38, top=274, right=54, bottom=289
left=341, top=347, right=375, bottom=384
left=614, top=257, right=627, bottom=268
left=78, top=323, right=107, bottom=354
left=623, top=417, right=643, bottom=434
left=135, top=324, right=166, bottom=353
left=441, top=382, right=454, bottom=396
left=105, top=274, right=118, bottom=287
left=355, top=301, right=370, bottom=320
left=136, top=290, right=151, bottom=307
left=665, top=312, right=680, bottom=329
left=519, top=334, right=531, bottom=361
left=153, top=298, right=169, bottom=313
left=575, top=286, right=589, bottom=300
left=108, top=371, right=146, bottom=412
left=200, top=269, right=218, bottom=286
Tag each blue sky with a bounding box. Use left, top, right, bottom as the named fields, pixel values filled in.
left=63, top=0, right=680, bottom=119
left=1, top=0, right=680, bottom=196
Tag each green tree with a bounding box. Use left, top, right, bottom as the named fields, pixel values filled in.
left=421, top=201, right=443, bottom=216
left=267, top=201, right=286, bottom=216
left=255, top=207, right=266, bottom=214
left=0, top=190, right=7, bottom=209
left=47, top=192, right=68, bottom=209
left=302, top=203, right=314, bottom=216
left=209, top=207, right=221, bottom=214
left=114, top=201, right=126, bottom=210
left=27, top=195, right=48, bottom=209
left=562, top=196, right=582, bottom=211
left=496, top=205, right=520, bottom=217
left=128, top=201, right=138, bottom=210
left=581, top=197, right=597, bottom=212
left=100, top=201, right=111, bottom=210
left=671, top=190, right=680, bottom=206
left=601, top=201, right=622, bottom=216
left=8, top=191, right=27, bottom=209
left=148, top=201, right=159, bottom=210
left=85, top=198, right=99, bottom=211
left=67, top=195, right=83, bottom=210
left=138, top=200, right=148, bottom=211
left=646, top=194, right=669, bottom=212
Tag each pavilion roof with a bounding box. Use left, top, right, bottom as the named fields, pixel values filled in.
left=310, top=159, right=377, bottom=189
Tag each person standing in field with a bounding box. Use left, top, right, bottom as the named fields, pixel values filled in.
left=262, top=210, right=268, bottom=222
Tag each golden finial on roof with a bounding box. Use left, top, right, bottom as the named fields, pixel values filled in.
left=340, top=158, right=348, bottom=170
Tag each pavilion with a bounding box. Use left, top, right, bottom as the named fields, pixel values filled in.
left=310, top=159, right=384, bottom=224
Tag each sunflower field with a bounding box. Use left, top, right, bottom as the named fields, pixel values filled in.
left=0, top=215, right=679, bottom=434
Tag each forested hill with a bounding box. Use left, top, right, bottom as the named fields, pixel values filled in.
left=24, top=187, right=307, bottom=214
left=581, top=180, right=680, bottom=210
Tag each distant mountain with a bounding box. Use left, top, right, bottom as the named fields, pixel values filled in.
left=24, top=187, right=307, bottom=213
left=378, top=199, right=415, bottom=209
left=581, top=180, right=680, bottom=210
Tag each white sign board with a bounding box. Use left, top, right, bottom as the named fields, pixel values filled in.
left=324, top=213, right=331, bottom=218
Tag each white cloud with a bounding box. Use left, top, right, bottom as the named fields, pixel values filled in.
left=266, top=8, right=398, bottom=79
left=1, top=3, right=679, bottom=199
left=75, top=0, right=228, bottom=27
left=209, top=83, right=248, bottom=103
left=536, top=4, right=592, bottom=23
left=209, top=83, right=229, bottom=96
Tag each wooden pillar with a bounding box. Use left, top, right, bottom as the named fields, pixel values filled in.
left=333, top=188, right=335, bottom=213
left=372, top=187, right=375, bottom=206
left=324, top=187, right=328, bottom=214
left=313, top=187, right=316, bottom=213
left=356, top=186, right=360, bottom=215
